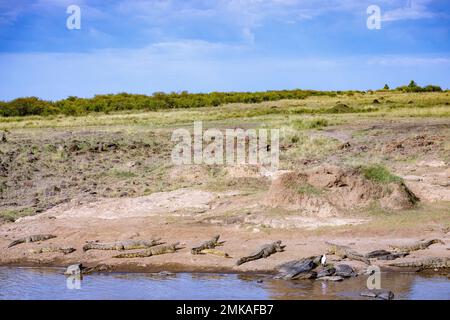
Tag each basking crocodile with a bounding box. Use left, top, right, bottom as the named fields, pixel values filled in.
left=334, top=264, right=357, bottom=277
left=236, top=241, right=285, bottom=266
left=326, top=242, right=370, bottom=265
left=365, top=250, right=391, bottom=258
left=200, top=248, right=231, bottom=258
left=30, top=246, right=76, bottom=255
left=83, top=238, right=163, bottom=252
left=191, top=235, right=225, bottom=254
left=360, top=289, right=394, bottom=300
left=388, top=257, right=449, bottom=270
left=316, top=266, right=336, bottom=278
left=113, top=243, right=182, bottom=258
left=389, top=239, right=444, bottom=253
left=8, top=234, right=56, bottom=248
left=365, top=249, right=409, bottom=261
left=275, top=256, right=320, bottom=280
left=316, top=276, right=344, bottom=282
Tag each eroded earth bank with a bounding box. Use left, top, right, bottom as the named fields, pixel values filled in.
left=1, top=93, right=449, bottom=279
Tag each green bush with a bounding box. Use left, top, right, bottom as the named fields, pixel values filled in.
left=395, top=80, right=442, bottom=93
left=360, top=164, right=403, bottom=184
left=0, top=82, right=443, bottom=117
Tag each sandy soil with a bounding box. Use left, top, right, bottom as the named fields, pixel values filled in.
left=0, top=187, right=448, bottom=274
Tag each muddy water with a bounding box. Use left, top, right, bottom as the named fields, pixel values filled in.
left=0, top=267, right=449, bottom=300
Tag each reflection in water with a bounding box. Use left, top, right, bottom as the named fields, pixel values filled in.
left=0, top=267, right=448, bottom=300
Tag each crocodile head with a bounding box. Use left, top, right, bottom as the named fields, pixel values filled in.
left=274, top=241, right=285, bottom=252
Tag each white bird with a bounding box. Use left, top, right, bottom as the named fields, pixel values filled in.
left=320, top=254, right=327, bottom=265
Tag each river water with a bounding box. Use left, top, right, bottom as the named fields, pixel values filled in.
left=0, top=267, right=449, bottom=300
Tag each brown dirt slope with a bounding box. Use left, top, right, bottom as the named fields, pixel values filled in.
left=264, top=165, right=418, bottom=217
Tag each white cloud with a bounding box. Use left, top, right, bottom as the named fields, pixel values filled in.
left=368, top=55, right=450, bottom=66
left=382, top=0, right=436, bottom=21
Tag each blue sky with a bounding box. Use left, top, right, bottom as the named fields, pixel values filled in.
left=0, top=0, right=449, bottom=100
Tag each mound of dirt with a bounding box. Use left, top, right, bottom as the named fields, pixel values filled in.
left=328, top=103, right=354, bottom=114
left=264, top=165, right=418, bottom=216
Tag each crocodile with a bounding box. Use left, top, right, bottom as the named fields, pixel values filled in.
left=316, top=266, right=336, bottom=278
left=326, top=242, right=370, bottom=265
left=316, top=276, right=344, bottom=282
left=389, top=239, right=444, bottom=253
left=65, top=263, right=113, bottom=275
left=275, top=256, right=319, bottom=279
left=334, top=264, right=357, bottom=277
left=113, top=243, right=182, bottom=258
left=388, top=257, right=449, bottom=270
left=365, top=250, right=391, bottom=258
left=191, top=235, right=225, bottom=254
left=377, top=252, right=409, bottom=261
left=8, top=234, right=57, bottom=248
left=365, top=249, right=409, bottom=261
left=360, top=289, right=394, bottom=300
left=30, top=246, right=76, bottom=255
left=236, top=241, right=285, bottom=266
left=200, top=248, right=231, bottom=258
left=83, top=238, right=163, bottom=252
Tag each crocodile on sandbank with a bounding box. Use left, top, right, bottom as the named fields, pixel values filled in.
left=113, top=243, right=182, bottom=258
left=7, top=234, right=57, bottom=248
left=388, top=257, right=449, bottom=270
left=191, top=235, right=225, bottom=254
left=389, top=239, right=444, bottom=253
left=83, top=238, right=163, bottom=252
left=236, top=241, right=285, bottom=266
left=30, top=246, right=76, bottom=255
left=326, top=242, right=370, bottom=265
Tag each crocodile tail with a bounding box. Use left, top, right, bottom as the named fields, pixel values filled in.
left=7, top=239, right=23, bottom=248
left=388, top=262, right=418, bottom=268
left=358, top=256, right=371, bottom=265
